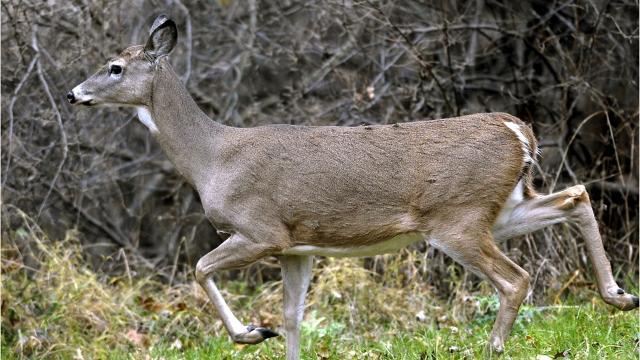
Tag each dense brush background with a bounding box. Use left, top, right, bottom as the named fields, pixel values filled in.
left=1, top=0, right=638, bottom=357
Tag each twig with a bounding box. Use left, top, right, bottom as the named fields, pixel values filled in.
left=442, top=21, right=460, bottom=115
left=4, top=55, right=38, bottom=189
left=550, top=111, right=603, bottom=192
left=601, top=110, right=625, bottom=186
left=364, top=0, right=454, bottom=114
left=129, top=173, right=164, bottom=214
left=586, top=181, right=638, bottom=196
left=119, top=248, right=133, bottom=286
left=51, top=187, right=131, bottom=248
left=169, top=234, right=188, bottom=286
left=174, top=0, right=193, bottom=85
left=33, top=28, right=68, bottom=219
left=303, top=41, right=358, bottom=94
left=553, top=269, right=580, bottom=305
left=464, top=0, right=483, bottom=67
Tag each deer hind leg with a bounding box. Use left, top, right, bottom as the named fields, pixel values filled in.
left=279, top=255, right=313, bottom=360
left=431, top=230, right=530, bottom=354
left=493, top=184, right=639, bottom=311
left=195, top=234, right=280, bottom=344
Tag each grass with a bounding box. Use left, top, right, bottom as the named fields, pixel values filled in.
left=142, top=303, right=638, bottom=360
left=2, top=226, right=638, bottom=359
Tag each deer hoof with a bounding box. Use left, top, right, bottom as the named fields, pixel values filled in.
left=604, top=288, right=639, bottom=311
left=487, top=338, right=504, bottom=355
left=232, top=325, right=280, bottom=344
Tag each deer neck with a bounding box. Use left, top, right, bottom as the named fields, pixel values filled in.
left=145, top=62, right=227, bottom=188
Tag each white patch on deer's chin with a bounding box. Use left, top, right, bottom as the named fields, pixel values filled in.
left=136, top=107, right=158, bottom=133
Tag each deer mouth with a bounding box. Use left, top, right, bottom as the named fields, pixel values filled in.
left=77, top=99, right=96, bottom=106
left=67, top=89, right=97, bottom=106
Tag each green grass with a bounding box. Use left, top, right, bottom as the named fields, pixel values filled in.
left=138, top=300, right=638, bottom=360
left=2, top=229, right=638, bottom=359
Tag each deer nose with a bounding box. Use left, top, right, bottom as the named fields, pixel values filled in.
left=66, top=91, right=76, bottom=104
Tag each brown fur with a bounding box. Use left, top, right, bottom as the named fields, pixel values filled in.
left=146, top=63, right=528, bottom=250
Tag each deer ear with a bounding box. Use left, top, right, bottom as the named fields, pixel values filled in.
left=144, top=15, right=177, bottom=59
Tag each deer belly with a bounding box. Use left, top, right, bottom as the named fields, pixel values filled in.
left=281, top=232, right=424, bottom=257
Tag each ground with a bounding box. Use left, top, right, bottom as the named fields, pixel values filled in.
left=1, top=233, right=638, bottom=359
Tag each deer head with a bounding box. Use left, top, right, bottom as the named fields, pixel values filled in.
left=67, top=15, right=177, bottom=107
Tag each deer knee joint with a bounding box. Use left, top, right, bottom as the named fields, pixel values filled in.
left=518, top=271, right=531, bottom=292
left=503, top=270, right=530, bottom=303
left=569, top=185, right=589, bottom=202
left=195, top=258, right=215, bottom=283
left=556, top=185, right=589, bottom=210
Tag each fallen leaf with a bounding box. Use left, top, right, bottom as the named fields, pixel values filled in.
left=138, top=296, right=163, bottom=313
left=125, top=329, right=147, bottom=347
left=525, top=334, right=537, bottom=346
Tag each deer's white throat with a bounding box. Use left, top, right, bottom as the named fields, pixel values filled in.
left=136, top=107, right=158, bottom=133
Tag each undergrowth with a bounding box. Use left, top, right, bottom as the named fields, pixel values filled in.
left=1, top=221, right=638, bottom=359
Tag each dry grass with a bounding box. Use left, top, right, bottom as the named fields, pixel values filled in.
left=1, top=210, right=212, bottom=358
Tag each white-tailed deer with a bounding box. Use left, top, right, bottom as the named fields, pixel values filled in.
left=68, top=15, right=638, bottom=359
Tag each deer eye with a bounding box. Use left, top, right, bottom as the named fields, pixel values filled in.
left=109, top=65, right=123, bottom=75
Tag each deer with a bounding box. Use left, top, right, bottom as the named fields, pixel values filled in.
left=67, top=15, right=638, bottom=359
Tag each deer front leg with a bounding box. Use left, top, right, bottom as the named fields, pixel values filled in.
left=280, top=255, right=313, bottom=360
left=493, top=185, right=638, bottom=311
left=195, top=234, right=280, bottom=344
